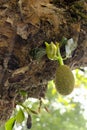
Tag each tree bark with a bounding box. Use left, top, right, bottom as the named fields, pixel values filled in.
left=0, top=0, right=87, bottom=124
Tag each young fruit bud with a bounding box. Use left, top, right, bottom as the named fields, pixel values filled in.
left=45, top=42, right=58, bottom=60
left=55, top=65, right=75, bottom=95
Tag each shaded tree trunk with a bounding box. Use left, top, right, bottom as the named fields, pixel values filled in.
left=0, top=0, right=87, bottom=124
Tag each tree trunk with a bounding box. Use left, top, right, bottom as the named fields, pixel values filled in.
left=0, top=0, right=87, bottom=124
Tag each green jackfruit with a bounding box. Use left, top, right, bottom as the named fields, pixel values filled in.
left=55, top=65, right=75, bottom=95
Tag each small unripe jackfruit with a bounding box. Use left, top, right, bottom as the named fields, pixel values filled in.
left=55, top=65, right=75, bottom=95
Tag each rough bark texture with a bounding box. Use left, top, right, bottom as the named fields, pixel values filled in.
left=0, top=0, right=87, bottom=124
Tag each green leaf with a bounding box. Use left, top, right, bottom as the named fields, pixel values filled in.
left=27, top=108, right=38, bottom=115
left=19, top=90, right=27, bottom=97
left=60, top=37, right=67, bottom=46
left=16, top=108, right=25, bottom=123
left=5, top=117, right=15, bottom=130
left=65, top=38, right=77, bottom=58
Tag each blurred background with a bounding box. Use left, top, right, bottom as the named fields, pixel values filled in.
left=0, top=68, right=87, bottom=130
left=13, top=67, right=87, bottom=130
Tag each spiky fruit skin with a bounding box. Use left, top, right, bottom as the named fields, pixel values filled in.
left=55, top=65, right=75, bottom=95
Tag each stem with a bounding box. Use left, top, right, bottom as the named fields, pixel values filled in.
left=58, top=57, right=64, bottom=65
left=57, top=45, right=64, bottom=65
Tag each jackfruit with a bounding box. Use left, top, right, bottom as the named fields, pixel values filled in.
left=55, top=65, right=75, bottom=95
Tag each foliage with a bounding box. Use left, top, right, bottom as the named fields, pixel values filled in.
left=30, top=74, right=87, bottom=130
left=5, top=117, right=16, bottom=130
left=1, top=104, right=38, bottom=130
left=0, top=67, right=87, bottom=130
left=73, top=68, right=87, bottom=88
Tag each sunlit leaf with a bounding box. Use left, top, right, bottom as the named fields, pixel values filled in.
left=5, top=117, right=15, bottom=130
left=70, top=104, right=76, bottom=108
left=58, top=96, right=69, bottom=106
left=73, top=68, right=87, bottom=88
left=48, top=80, right=55, bottom=89
left=16, top=108, right=25, bottom=123
left=52, top=88, right=57, bottom=95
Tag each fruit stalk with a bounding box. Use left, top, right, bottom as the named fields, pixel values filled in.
left=56, top=44, right=64, bottom=65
